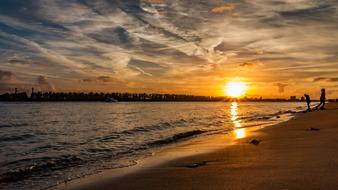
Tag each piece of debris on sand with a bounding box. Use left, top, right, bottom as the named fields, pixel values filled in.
left=307, top=127, right=320, bottom=131
left=249, top=139, right=261, bottom=145
left=184, top=161, right=208, bottom=168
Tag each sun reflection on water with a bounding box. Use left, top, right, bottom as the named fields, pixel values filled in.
left=230, top=102, right=246, bottom=139
left=234, top=128, right=246, bottom=139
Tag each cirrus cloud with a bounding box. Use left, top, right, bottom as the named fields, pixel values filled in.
left=0, top=0, right=337, bottom=97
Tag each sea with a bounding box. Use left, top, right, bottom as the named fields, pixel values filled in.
left=0, top=102, right=305, bottom=190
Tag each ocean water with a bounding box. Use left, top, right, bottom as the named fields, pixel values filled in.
left=0, top=102, right=304, bottom=189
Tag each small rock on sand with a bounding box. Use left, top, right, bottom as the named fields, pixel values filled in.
left=307, top=127, right=320, bottom=131
left=249, top=139, right=261, bottom=145
left=184, top=161, right=208, bottom=168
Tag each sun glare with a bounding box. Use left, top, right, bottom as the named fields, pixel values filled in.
left=225, top=82, right=248, bottom=98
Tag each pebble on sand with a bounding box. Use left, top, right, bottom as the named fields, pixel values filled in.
left=307, top=127, right=320, bottom=131
left=249, top=139, right=261, bottom=145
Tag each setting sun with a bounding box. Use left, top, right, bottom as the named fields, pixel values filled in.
left=225, top=82, right=248, bottom=98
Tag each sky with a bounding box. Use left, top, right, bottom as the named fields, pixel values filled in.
left=0, top=0, right=337, bottom=98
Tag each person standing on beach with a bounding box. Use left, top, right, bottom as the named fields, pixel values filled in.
left=316, top=88, right=326, bottom=110
left=304, top=94, right=311, bottom=111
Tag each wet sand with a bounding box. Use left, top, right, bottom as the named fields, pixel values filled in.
left=58, top=103, right=338, bottom=190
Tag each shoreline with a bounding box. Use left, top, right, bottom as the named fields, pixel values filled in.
left=1, top=101, right=302, bottom=190
left=51, top=126, right=247, bottom=190
left=55, top=103, right=338, bottom=190
left=50, top=103, right=325, bottom=190
left=99, top=102, right=337, bottom=190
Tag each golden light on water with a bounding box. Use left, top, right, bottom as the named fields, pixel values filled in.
left=234, top=128, right=246, bottom=139
left=230, top=102, right=238, bottom=121
left=225, top=82, right=248, bottom=98
left=230, top=102, right=246, bottom=139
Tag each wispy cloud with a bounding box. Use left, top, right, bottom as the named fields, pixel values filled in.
left=0, top=0, right=337, bottom=96
left=313, top=77, right=338, bottom=82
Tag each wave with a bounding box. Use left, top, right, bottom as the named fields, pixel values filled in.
left=0, top=129, right=208, bottom=185
left=238, top=109, right=298, bottom=122
left=98, top=119, right=193, bottom=142
left=97, top=123, right=173, bottom=142
left=146, top=130, right=207, bottom=147
left=0, top=134, right=35, bottom=143
left=0, top=123, right=28, bottom=128
left=0, top=155, right=84, bottom=184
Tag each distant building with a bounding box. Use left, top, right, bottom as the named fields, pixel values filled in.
left=300, top=96, right=305, bottom=101
left=290, top=96, right=297, bottom=101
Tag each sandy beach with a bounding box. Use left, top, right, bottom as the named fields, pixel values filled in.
left=56, top=103, right=338, bottom=190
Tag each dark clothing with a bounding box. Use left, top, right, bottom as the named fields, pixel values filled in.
left=304, top=95, right=311, bottom=103
left=316, top=90, right=326, bottom=110
left=320, top=92, right=326, bottom=102
left=304, top=94, right=311, bottom=111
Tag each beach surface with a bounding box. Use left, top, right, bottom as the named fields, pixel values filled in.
left=57, top=103, right=338, bottom=190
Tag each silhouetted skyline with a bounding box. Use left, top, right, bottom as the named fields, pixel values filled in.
left=2, top=89, right=335, bottom=102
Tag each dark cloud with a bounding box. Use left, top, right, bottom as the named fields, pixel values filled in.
left=0, top=70, right=16, bottom=83
left=142, top=0, right=165, bottom=4
left=87, top=26, right=136, bottom=48
left=313, top=77, right=338, bottom=82
left=239, top=62, right=254, bottom=67
left=0, top=71, right=56, bottom=93
left=275, top=83, right=288, bottom=93
left=81, top=76, right=114, bottom=83
left=0, top=70, right=26, bottom=93
left=214, top=41, right=256, bottom=53
left=36, top=76, right=55, bottom=91
left=129, top=59, right=163, bottom=68
left=279, top=5, right=336, bottom=20
left=0, top=70, right=18, bottom=93
left=96, top=76, right=113, bottom=82
left=8, top=59, right=29, bottom=64
left=81, top=78, right=93, bottom=82
left=238, top=60, right=263, bottom=68
left=7, top=58, right=43, bottom=65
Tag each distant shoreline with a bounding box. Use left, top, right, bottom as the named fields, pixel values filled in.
left=2, top=91, right=332, bottom=102
left=0, top=93, right=327, bottom=102
left=0, top=100, right=322, bottom=102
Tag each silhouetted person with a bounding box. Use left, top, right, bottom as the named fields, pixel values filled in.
left=304, top=94, right=311, bottom=111
left=316, top=88, right=326, bottom=110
